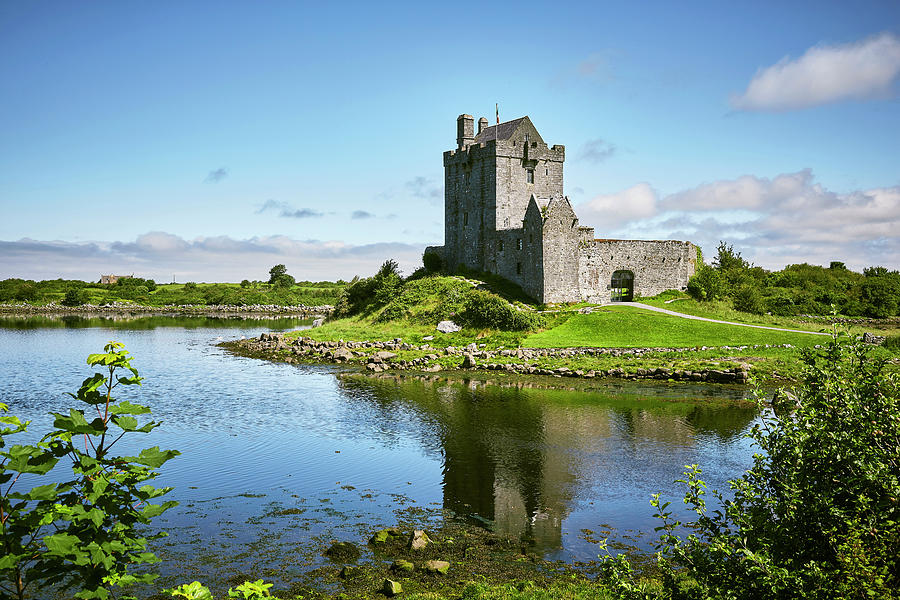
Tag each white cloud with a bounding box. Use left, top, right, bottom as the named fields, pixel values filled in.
left=0, top=234, right=426, bottom=282
left=578, top=138, right=616, bottom=164
left=575, top=172, right=900, bottom=271
left=731, top=33, right=900, bottom=111
left=576, top=183, right=659, bottom=230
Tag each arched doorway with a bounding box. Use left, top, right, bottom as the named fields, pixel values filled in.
left=610, top=270, right=634, bottom=302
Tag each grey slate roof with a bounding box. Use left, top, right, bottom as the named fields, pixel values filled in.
left=473, top=117, right=527, bottom=143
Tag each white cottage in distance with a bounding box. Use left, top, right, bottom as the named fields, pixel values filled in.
left=427, top=113, right=697, bottom=303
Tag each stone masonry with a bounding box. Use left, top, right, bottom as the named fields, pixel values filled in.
left=427, top=114, right=697, bottom=303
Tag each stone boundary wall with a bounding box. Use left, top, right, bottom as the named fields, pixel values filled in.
left=0, top=302, right=333, bottom=316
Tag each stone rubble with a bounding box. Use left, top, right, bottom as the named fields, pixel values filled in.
left=240, top=332, right=781, bottom=384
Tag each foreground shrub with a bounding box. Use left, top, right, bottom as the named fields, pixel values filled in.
left=649, top=331, right=900, bottom=599
left=0, top=342, right=179, bottom=599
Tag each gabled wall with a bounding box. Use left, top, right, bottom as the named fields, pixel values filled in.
left=539, top=198, right=581, bottom=303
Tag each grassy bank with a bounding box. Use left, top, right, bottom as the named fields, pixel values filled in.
left=523, top=306, right=828, bottom=348
left=259, top=274, right=898, bottom=384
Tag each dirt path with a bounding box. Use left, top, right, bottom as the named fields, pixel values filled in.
left=603, top=302, right=831, bottom=336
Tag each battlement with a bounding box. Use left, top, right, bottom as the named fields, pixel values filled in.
left=443, top=139, right=500, bottom=165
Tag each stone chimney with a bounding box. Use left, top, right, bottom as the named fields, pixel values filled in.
left=456, top=114, right=474, bottom=149
left=478, top=117, right=488, bottom=135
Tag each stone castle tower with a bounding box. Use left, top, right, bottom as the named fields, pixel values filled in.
left=429, top=113, right=697, bottom=303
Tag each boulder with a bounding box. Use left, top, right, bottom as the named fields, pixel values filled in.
left=408, top=529, right=430, bottom=551
left=391, top=559, right=415, bottom=573
left=422, top=559, right=450, bottom=575
left=436, top=320, right=461, bottom=333
left=460, top=354, right=476, bottom=369
left=383, top=579, right=403, bottom=597
left=311, top=318, right=324, bottom=328
left=332, top=348, right=353, bottom=362
left=369, top=527, right=403, bottom=545
left=374, top=351, right=397, bottom=361
left=324, top=541, right=360, bottom=561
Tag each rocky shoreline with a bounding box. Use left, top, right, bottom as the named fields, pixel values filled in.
left=0, top=301, right=333, bottom=317
left=235, top=332, right=762, bottom=384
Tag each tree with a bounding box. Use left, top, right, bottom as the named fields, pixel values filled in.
left=272, top=274, right=295, bottom=289
left=267, top=265, right=287, bottom=285
left=62, top=288, right=89, bottom=306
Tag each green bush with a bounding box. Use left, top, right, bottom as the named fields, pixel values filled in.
left=686, top=264, right=723, bottom=301
left=882, top=334, right=900, bottom=353
left=461, top=289, right=544, bottom=331
left=61, top=288, right=89, bottom=306
left=648, top=332, right=900, bottom=599
left=423, top=250, right=443, bottom=273
left=731, top=284, right=765, bottom=314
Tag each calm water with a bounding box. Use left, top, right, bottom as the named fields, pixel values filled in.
left=0, top=314, right=758, bottom=590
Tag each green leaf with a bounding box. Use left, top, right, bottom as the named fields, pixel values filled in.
left=108, top=400, right=151, bottom=415
left=141, top=500, right=178, bottom=519
left=112, top=415, right=138, bottom=431
left=116, top=375, right=143, bottom=386
left=28, top=483, right=59, bottom=500
left=44, top=533, right=81, bottom=557
left=127, top=446, right=180, bottom=468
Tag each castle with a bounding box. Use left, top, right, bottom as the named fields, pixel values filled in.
left=427, top=113, right=697, bottom=303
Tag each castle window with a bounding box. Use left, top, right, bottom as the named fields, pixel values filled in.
left=517, top=238, right=523, bottom=251
left=545, top=167, right=549, bottom=176
left=499, top=240, right=504, bottom=252
left=516, top=262, right=522, bottom=275
left=463, top=212, right=468, bottom=226
left=526, top=169, right=534, bottom=184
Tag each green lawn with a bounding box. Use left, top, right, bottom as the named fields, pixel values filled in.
left=524, top=306, right=828, bottom=348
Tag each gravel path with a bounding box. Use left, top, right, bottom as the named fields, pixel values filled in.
left=604, top=302, right=831, bottom=336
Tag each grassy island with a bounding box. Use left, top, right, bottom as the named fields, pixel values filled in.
left=228, top=263, right=899, bottom=384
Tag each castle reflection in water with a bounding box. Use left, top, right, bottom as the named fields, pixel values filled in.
left=338, top=374, right=757, bottom=551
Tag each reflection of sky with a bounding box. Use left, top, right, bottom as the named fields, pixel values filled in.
left=0, top=321, right=759, bottom=579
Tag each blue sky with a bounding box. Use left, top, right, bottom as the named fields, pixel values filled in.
left=1, top=1, right=898, bottom=281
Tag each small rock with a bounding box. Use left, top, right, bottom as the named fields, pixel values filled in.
left=374, top=351, right=397, bottom=361
left=391, top=559, right=415, bottom=573
left=383, top=579, right=403, bottom=597
left=311, top=318, right=324, bottom=328
left=436, top=320, right=461, bottom=333
left=422, top=559, right=450, bottom=575
left=369, top=527, right=403, bottom=545
left=422, top=335, right=434, bottom=341
left=460, top=354, right=476, bottom=369
left=408, top=529, right=430, bottom=550
left=340, top=566, right=362, bottom=579
left=324, top=541, right=360, bottom=561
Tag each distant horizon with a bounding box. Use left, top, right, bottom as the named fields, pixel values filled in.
left=2, top=2, right=898, bottom=280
